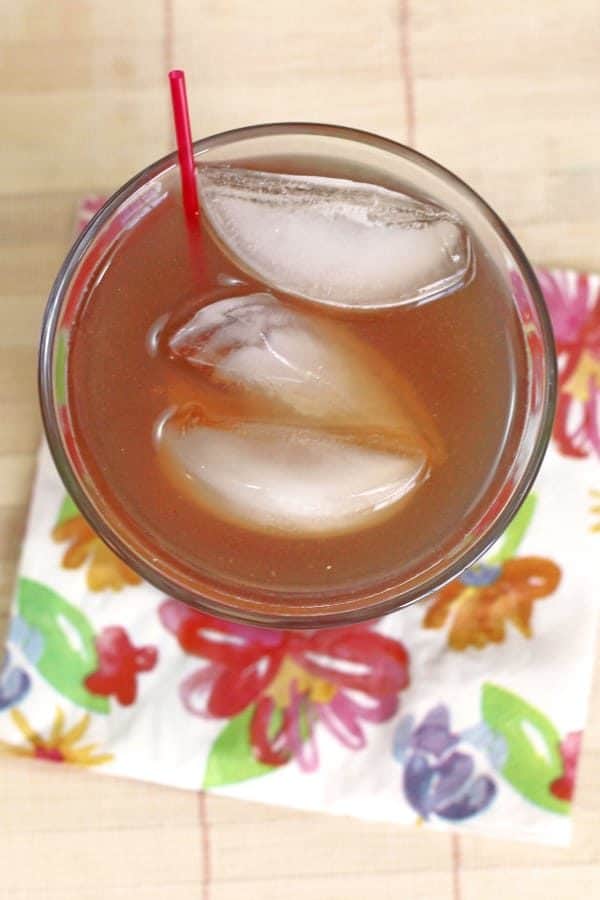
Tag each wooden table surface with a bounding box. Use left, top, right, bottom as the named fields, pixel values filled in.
left=1, top=1, right=599, bottom=897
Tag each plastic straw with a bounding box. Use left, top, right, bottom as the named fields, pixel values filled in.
left=168, top=69, right=200, bottom=222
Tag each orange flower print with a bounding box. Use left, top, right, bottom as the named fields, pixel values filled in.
left=423, top=558, right=561, bottom=651
left=0, top=707, right=112, bottom=767
left=52, top=513, right=141, bottom=592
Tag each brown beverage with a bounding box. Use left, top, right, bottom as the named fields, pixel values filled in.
left=66, top=152, right=527, bottom=620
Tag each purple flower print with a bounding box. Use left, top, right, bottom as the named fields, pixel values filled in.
left=394, top=705, right=497, bottom=821
left=0, top=650, right=31, bottom=711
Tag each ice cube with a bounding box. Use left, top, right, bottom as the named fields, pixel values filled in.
left=158, top=418, right=427, bottom=535
left=161, top=293, right=445, bottom=535
left=167, top=292, right=436, bottom=439
left=198, top=167, right=473, bottom=309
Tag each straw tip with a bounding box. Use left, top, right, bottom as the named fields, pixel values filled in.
left=169, top=69, right=185, bottom=82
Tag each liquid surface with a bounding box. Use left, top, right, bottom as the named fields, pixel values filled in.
left=68, top=155, right=525, bottom=608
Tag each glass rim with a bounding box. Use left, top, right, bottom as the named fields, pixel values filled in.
left=39, top=121, right=557, bottom=628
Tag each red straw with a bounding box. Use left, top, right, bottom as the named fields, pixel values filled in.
left=168, top=69, right=200, bottom=222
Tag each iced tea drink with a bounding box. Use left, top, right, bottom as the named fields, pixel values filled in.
left=40, top=126, right=555, bottom=626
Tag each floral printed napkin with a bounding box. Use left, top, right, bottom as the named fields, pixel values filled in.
left=0, top=198, right=599, bottom=845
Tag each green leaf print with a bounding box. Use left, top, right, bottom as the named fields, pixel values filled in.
left=17, top=578, right=108, bottom=714
left=203, top=705, right=279, bottom=788
left=55, top=494, right=80, bottom=527
left=488, top=493, right=537, bottom=565
left=482, top=683, right=569, bottom=815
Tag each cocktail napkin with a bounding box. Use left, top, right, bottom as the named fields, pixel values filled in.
left=1, top=199, right=598, bottom=845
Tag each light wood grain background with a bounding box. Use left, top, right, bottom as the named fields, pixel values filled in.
left=1, top=1, right=599, bottom=897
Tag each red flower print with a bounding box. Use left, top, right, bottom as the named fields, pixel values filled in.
left=538, top=269, right=600, bottom=457
left=550, top=731, right=582, bottom=802
left=159, top=600, right=410, bottom=770
left=85, top=626, right=158, bottom=705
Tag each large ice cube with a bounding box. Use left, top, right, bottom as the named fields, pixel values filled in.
left=158, top=418, right=427, bottom=535
left=160, top=292, right=444, bottom=536
left=167, top=292, right=436, bottom=439
left=198, top=167, right=473, bottom=309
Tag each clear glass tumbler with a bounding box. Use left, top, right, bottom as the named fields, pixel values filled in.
left=39, top=124, right=556, bottom=627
